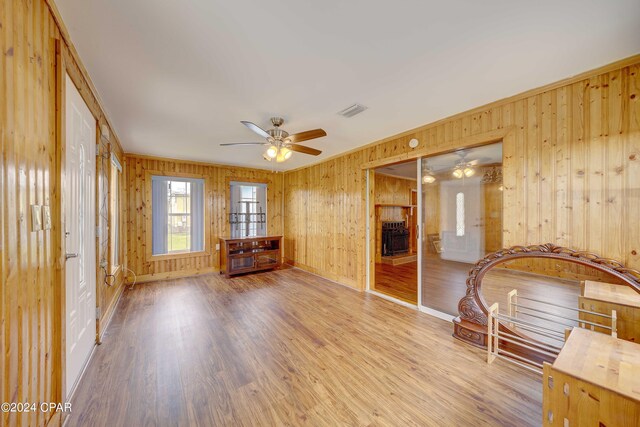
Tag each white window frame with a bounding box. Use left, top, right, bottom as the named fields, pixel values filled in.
left=150, top=174, right=207, bottom=257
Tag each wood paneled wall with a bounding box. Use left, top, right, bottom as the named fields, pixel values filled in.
left=1, top=0, right=126, bottom=425
left=283, top=152, right=365, bottom=287
left=374, top=174, right=416, bottom=207
left=1, top=1, right=58, bottom=425
left=284, top=57, right=640, bottom=291
left=124, top=154, right=283, bottom=282
left=375, top=173, right=416, bottom=222
left=483, top=179, right=503, bottom=253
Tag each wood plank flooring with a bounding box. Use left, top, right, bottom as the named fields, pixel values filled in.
left=66, top=268, right=541, bottom=426
left=374, top=262, right=418, bottom=304
left=375, top=255, right=473, bottom=310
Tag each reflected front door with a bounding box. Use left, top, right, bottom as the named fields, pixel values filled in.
left=439, top=177, right=484, bottom=264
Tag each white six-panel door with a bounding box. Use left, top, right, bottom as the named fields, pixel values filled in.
left=65, top=74, right=97, bottom=397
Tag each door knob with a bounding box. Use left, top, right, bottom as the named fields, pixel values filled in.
left=65, top=253, right=78, bottom=260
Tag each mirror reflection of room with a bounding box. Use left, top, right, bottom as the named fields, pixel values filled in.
left=482, top=258, right=635, bottom=346
left=421, top=142, right=503, bottom=315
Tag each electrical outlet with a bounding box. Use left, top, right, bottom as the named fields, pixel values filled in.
left=42, top=205, right=52, bottom=230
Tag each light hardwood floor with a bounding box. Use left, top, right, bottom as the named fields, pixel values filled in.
left=67, top=267, right=541, bottom=426
left=375, top=262, right=418, bottom=304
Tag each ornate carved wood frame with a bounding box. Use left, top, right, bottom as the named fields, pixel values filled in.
left=453, top=243, right=640, bottom=348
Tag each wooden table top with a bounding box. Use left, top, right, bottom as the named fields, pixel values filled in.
left=553, top=328, right=640, bottom=401
left=219, top=235, right=282, bottom=242
left=582, top=280, right=640, bottom=308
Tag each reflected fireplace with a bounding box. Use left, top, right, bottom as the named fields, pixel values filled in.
left=382, top=221, right=409, bottom=256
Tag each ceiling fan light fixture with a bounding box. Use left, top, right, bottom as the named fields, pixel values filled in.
left=452, top=168, right=464, bottom=179
left=266, top=145, right=278, bottom=158
left=227, top=118, right=325, bottom=163
left=423, top=174, right=436, bottom=184
left=463, top=167, right=475, bottom=177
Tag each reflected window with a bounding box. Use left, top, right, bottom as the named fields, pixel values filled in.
left=456, top=192, right=465, bottom=236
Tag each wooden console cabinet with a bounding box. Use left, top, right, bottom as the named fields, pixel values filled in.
left=579, top=280, right=640, bottom=343
left=219, top=236, right=282, bottom=278
left=543, top=328, right=640, bottom=426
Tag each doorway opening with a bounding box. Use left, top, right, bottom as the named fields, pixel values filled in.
left=372, top=160, right=419, bottom=304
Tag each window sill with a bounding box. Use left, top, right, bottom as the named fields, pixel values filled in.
left=149, top=250, right=210, bottom=262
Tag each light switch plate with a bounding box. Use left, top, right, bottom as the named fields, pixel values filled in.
left=31, top=205, right=42, bottom=231
left=215, top=243, right=220, bottom=251
left=42, top=205, right=52, bottom=230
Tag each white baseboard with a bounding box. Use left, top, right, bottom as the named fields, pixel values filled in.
left=418, top=306, right=455, bottom=322
left=366, top=290, right=418, bottom=310
left=366, top=289, right=455, bottom=323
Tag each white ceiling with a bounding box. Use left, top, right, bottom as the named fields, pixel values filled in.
left=375, top=142, right=503, bottom=179
left=376, top=161, right=418, bottom=180
left=56, top=0, right=640, bottom=171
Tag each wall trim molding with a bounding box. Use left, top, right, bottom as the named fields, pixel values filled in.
left=97, top=281, right=126, bottom=343
left=361, top=127, right=512, bottom=170
left=124, top=152, right=280, bottom=174
left=366, top=290, right=418, bottom=310
left=419, top=306, right=455, bottom=323
left=126, top=267, right=219, bottom=285
left=283, top=257, right=364, bottom=292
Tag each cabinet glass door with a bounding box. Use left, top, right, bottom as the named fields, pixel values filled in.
left=230, top=254, right=255, bottom=271
left=256, top=253, right=278, bottom=268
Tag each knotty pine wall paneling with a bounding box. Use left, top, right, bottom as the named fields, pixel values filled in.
left=483, top=180, right=503, bottom=253
left=2, top=0, right=127, bottom=425
left=374, top=174, right=416, bottom=206
left=1, top=1, right=59, bottom=425
left=284, top=57, right=640, bottom=291
left=123, top=154, right=284, bottom=283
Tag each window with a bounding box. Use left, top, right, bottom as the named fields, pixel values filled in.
left=456, top=192, right=465, bottom=236
left=152, top=176, right=205, bottom=255
left=229, top=182, right=267, bottom=238
left=110, top=154, right=122, bottom=270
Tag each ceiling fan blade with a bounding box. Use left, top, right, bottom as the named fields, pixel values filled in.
left=220, top=142, right=266, bottom=146
left=289, top=144, right=322, bottom=156
left=241, top=121, right=271, bottom=139
left=286, top=129, right=326, bottom=144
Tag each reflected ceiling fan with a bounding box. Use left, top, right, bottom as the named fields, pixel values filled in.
left=220, top=117, right=326, bottom=163
left=452, top=149, right=483, bottom=179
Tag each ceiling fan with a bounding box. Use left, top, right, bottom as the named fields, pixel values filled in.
left=220, top=117, right=326, bottom=163
left=451, top=149, right=487, bottom=179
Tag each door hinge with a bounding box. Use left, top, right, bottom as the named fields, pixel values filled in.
left=96, top=307, right=101, bottom=320
left=96, top=226, right=101, bottom=238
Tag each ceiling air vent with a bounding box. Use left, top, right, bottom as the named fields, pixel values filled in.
left=337, top=103, right=367, bottom=118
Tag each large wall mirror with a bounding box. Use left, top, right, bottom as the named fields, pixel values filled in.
left=453, top=244, right=640, bottom=352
